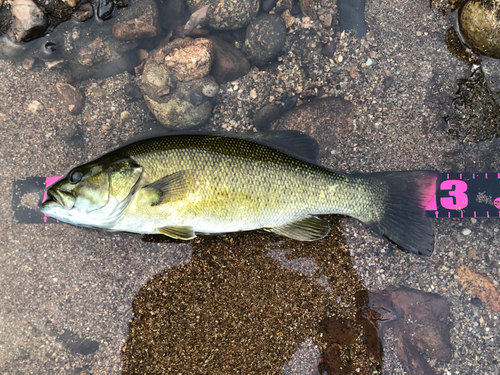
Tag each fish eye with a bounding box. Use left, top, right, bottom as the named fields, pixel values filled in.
left=70, top=171, right=83, bottom=183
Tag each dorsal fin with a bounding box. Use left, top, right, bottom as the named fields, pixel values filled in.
left=231, top=131, right=319, bottom=163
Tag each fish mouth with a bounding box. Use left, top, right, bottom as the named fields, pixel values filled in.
left=41, top=189, right=74, bottom=210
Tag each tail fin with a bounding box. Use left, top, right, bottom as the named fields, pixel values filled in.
left=361, top=171, right=437, bottom=256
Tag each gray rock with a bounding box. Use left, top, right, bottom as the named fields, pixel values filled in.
left=187, top=0, right=259, bottom=30
left=243, top=14, right=286, bottom=66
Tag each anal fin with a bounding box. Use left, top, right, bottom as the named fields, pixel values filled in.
left=268, top=216, right=330, bottom=241
left=156, top=226, right=196, bottom=240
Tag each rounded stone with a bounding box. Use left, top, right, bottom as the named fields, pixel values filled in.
left=243, top=14, right=286, bottom=66
left=144, top=96, right=212, bottom=130
left=459, top=0, right=500, bottom=58
left=201, top=78, right=219, bottom=97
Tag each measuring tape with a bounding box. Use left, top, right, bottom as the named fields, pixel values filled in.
left=11, top=173, right=500, bottom=224
left=425, top=173, right=499, bottom=218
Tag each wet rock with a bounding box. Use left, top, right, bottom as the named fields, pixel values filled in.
left=394, top=330, right=436, bottom=375
left=319, top=290, right=383, bottom=373
left=254, top=104, right=281, bottom=131
left=124, top=82, right=143, bottom=100
left=459, top=0, right=500, bottom=58
left=143, top=76, right=216, bottom=129
left=163, top=37, right=213, bottom=82
left=187, top=0, right=260, bottom=30
left=33, top=0, right=74, bottom=23
left=271, top=97, right=355, bottom=159
left=157, top=0, right=191, bottom=35
left=61, top=23, right=138, bottom=80
left=136, top=49, right=149, bottom=65
left=140, top=37, right=218, bottom=129
left=97, top=0, right=114, bottom=20
left=77, top=37, right=111, bottom=67
left=207, top=35, right=250, bottom=84
left=457, top=265, right=500, bottom=312
left=262, top=0, right=278, bottom=12
left=321, top=40, right=336, bottom=57
left=56, top=82, right=85, bottom=115
left=112, top=0, right=161, bottom=41
left=9, top=0, right=48, bottom=43
left=71, top=2, right=93, bottom=22
left=243, top=14, right=286, bottom=66
left=367, top=285, right=452, bottom=372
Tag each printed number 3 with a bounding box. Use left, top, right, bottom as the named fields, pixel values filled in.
left=440, top=180, right=468, bottom=210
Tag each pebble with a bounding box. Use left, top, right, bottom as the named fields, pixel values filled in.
left=72, top=2, right=94, bottom=22
left=207, top=35, right=250, bottom=84
left=22, top=57, right=34, bottom=70
left=56, top=82, right=86, bottom=115
left=254, top=104, right=280, bottom=131
left=462, top=228, right=471, bottom=236
left=97, top=0, right=114, bottom=20
left=112, top=0, right=161, bottom=41
left=243, top=14, right=286, bottom=66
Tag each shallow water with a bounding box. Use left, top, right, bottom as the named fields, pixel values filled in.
left=1, top=0, right=500, bottom=374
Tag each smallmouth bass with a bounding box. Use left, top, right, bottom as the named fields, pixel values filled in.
left=40, top=132, right=437, bottom=255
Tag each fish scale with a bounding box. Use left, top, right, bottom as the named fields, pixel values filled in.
left=41, top=133, right=437, bottom=256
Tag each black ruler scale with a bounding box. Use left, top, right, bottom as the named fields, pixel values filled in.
left=11, top=173, right=500, bottom=224
left=426, top=173, right=500, bottom=219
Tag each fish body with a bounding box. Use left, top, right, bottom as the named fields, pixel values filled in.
left=41, top=133, right=437, bottom=255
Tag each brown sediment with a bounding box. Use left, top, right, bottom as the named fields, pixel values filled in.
left=122, top=216, right=380, bottom=373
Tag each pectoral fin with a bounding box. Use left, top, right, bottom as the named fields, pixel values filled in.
left=143, top=170, right=199, bottom=205
left=156, top=225, right=196, bottom=240
left=268, top=216, right=330, bottom=241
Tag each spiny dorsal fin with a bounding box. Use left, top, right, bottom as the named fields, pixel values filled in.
left=268, top=216, right=330, bottom=241
left=142, top=170, right=200, bottom=205
left=232, top=130, right=319, bottom=162
left=156, top=225, right=196, bottom=240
